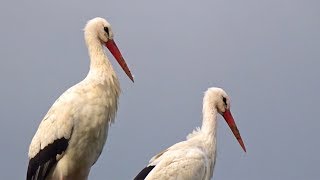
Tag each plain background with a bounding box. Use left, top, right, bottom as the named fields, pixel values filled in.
left=0, top=0, right=319, bottom=179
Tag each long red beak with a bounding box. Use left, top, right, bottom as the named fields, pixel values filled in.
left=222, top=109, right=246, bottom=152
left=105, top=39, right=134, bottom=82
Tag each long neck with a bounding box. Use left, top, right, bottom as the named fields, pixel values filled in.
left=85, top=33, right=118, bottom=84
left=201, top=100, right=218, bottom=137
left=87, top=39, right=114, bottom=72
left=200, top=98, right=218, bottom=179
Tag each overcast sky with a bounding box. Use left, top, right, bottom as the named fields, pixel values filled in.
left=0, top=0, right=319, bottom=179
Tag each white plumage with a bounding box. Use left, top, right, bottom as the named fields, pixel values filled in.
left=134, top=87, right=246, bottom=180
left=27, top=17, right=133, bottom=180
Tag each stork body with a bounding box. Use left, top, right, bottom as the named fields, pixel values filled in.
left=134, top=88, right=246, bottom=180
left=27, top=17, right=133, bottom=180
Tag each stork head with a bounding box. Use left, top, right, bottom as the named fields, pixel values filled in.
left=84, top=17, right=134, bottom=82
left=205, top=87, right=246, bottom=152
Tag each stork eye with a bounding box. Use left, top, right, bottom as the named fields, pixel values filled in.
left=222, top=97, right=227, bottom=105
left=104, top=27, right=109, bottom=36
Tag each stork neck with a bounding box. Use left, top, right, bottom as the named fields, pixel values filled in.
left=201, top=101, right=218, bottom=138
left=83, top=36, right=120, bottom=94
left=84, top=36, right=117, bottom=81
left=200, top=99, right=218, bottom=175
left=87, top=40, right=111, bottom=70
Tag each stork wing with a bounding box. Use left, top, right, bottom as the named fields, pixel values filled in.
left=134, top=141, right=207, bottom=180
left=27, top=138, right=70, bottom=180
left=27, top=97, right=74, bottom=180
left=134, top=166, right=156, bottom=180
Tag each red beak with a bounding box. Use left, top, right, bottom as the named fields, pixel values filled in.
left=222, top=109, right=246, bottom=152
left=105, top=39, right=134, bottom=82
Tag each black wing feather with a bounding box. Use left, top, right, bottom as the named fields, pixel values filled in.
left=27, top=137, right=69, bottom=180
left=134, top=166, right=155, bottom=180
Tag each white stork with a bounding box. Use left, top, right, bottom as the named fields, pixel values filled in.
left=27, top=17, right=134, bottom=180
left=134, top=87, right=246, bottom=180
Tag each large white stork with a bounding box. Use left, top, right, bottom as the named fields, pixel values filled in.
left=134, top=87, right=246, bottom=180
left=27, top=17, right=134, bottom=180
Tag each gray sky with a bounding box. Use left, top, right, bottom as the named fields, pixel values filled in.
left=0, top=0, right=319, bottom=179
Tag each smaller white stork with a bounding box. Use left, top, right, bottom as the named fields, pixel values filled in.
left=27, top=17, right=133, bottom=180
left=134, top=87, right=246, bottom=180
